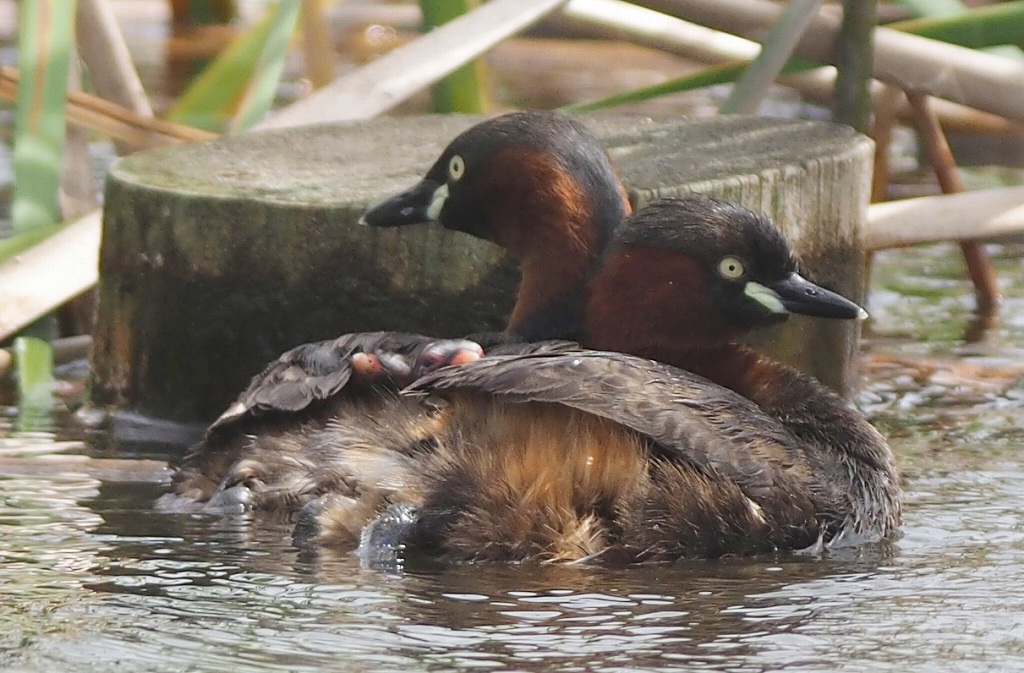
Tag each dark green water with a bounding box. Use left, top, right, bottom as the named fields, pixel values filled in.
left=3, top=243, right=1024, bottom=672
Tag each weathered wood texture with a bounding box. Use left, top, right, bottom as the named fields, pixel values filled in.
left=93, top=114, right=872, bottom=422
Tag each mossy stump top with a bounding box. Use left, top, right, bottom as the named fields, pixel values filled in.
left=94, top=113, right=873, bottom=423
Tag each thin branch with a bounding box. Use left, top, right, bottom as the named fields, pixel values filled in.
left=869, top=86, right=903, bottom=203
left=0, top=66, right=217, bottom=148
left=907, top=92, right=1002, bottom=313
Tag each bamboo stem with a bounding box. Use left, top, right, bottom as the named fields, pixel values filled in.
left=421, top=0, right=490, bottom=113
left=720, top=0, right=822, bottom=114
left=0, top=335, right=92, bottom=380
left=76, top=0, right=153, bottom=116
left=300, top=0, right=334, bottom=89
left=77, top=0, right=155, bottom=154
left=0, top=211, right=102, bottom=342
left=782, top=68, right=1024, bottom=137
left=13, top=0, right=76, bottom=234
left=833, top=0, right=876, bottom=132
left=866, top=186, right=1024, bottom=250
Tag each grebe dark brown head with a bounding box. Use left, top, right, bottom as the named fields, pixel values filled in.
left=583, top=195, right=863, bottom=354
left=363, top=110, right=630, bottom=340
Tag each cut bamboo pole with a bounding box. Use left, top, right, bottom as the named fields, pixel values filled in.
left=300, top=0, right=334, bottom=89
left=561, top=0, right=757, bottom=62
left=0, top=211, right=102, bottom=342
left=865, top=186, right=1024, bottom=250
left=635, top=0, right=1024, bottom=123
left=720, top=0, right=823, bottom=114
left=0, top=63, right=212, bottom=340
left=562, top=0, right=1023, bottom=136
left=783, top=68, right=1024, bottom=137
left=76, top=0, right=155, bottom=154
left=76, top=0, right=151, bottom=114
left=258, top=0, right=568, bottom=129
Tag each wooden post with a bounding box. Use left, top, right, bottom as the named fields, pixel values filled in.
left=93, top=114, right=872, bottom=422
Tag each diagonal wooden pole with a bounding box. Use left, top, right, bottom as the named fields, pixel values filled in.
left=863, top=85, right=902, bottom=300
left=906, top=92, right=1002, bottom=315
left=869, top=86, right=902, bottom=204
left=257, top=0, right=567, bottom=129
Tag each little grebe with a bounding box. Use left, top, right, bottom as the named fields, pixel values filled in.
left=305, top=196, right=901, bottom=561
left=161, top=111, right=630, bottom=511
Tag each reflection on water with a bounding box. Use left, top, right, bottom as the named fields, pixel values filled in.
left=3, top=242, right=1024, bottom=673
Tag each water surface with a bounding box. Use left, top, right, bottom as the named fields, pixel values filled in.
left=3, top=251, right=1024, bottom=673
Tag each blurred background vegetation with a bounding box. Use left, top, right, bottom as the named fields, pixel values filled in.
left=1, top=0, right=1023, bottom=424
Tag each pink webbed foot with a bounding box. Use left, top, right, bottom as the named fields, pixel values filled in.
left=350, top=339, right=483, bottom=388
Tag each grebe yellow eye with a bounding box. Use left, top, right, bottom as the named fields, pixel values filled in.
left=448, top=155, right=465, bottom=181
left=718, top=256, right=745, bottom=280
